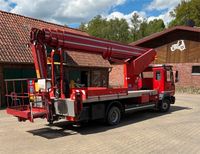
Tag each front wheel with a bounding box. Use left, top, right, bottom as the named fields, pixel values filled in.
left=106, top=106, right=121, bottom=126
left=159, top=99, right=171, bottom=112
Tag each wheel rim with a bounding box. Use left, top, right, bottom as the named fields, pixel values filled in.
left=109, top=108, right=119, bottom=123
left=162, top=102, right=168, bottom=110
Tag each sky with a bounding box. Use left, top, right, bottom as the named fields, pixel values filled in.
left=0, top=0, right=183, bottom=28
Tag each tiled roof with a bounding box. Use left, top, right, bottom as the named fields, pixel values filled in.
left=0, top=10, right=111, bottom=68
left=65, top=51, right=111, bottom=68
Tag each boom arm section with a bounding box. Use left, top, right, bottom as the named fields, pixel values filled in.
left=30, top=28, right=156, bottom=89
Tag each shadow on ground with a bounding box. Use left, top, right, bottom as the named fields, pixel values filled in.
left=27, top=105, right=191, bottom=139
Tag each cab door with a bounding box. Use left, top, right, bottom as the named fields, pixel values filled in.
left=165, top=69, right=175, bottom=94
left=153, top=68, right=165, bottom=93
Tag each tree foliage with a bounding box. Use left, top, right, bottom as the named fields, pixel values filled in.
left=129, top=16, right=165, bottom=42
left=147, top=19, right=165, bottom=34
left=82, top=15, right=130, bottom=43
left=79, top=14, right=165, bottom=43
left=169, top=0, right=200, bottom=27
left=130, top=13, right=142, bottom=41
left=86, top=15, right=108, bottom=39
left=79, top=22, right=87, bottom=31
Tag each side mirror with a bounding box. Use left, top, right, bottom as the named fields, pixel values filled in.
left=175, top=70, right=179, bottom=83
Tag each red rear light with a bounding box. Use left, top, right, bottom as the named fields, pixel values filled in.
left=66, top=116, right=76, bottom=121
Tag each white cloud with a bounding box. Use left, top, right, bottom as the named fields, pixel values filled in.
left=147, top=0, right=182, bottom=11
left=105, top=10, right=173, bottom=27
left=0, top=0, right=12, bottom=11
left=146, top=0, right=190, bottom=26
left=106, top=11, right=146, bottom=27
left=0, top=0, right=183, bottom=27
left=7, top=0, right=125, bottom=24
left=147, top=10, right=174, bottom=26
left=105, top=0, right=183, bottom=27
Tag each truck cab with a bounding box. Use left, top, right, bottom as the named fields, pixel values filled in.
left=138, top=64, right=177, bottom=110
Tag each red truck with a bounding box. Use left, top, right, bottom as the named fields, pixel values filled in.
left=6, top=28, right=178, bottom=125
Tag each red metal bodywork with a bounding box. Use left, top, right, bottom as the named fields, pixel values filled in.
left=70, top=87, right=128, bottom=100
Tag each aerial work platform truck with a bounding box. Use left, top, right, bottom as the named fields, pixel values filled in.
left=6, top=28, right=178, bottom=125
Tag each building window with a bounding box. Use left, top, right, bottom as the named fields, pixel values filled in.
left=192, top=66, right=200, bottom=75
left=91, top=70, right=108, bottom=87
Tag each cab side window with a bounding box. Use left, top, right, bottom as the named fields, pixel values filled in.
left=166, top=71, right=171, bottom=82
left=156, top=71, right=161, bottom=80
left=166, top=70, right=173, bottom=82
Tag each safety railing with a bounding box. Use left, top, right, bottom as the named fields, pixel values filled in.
left=4, top=78, right=30, bottom=107
left=5, top=78, right=48, bottom=122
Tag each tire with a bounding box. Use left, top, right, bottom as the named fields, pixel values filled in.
left=48, top=120, right=54, bottom=125
left=159, top=99, right=170, bottom=112
left=106, top=106, right=121, bottom=126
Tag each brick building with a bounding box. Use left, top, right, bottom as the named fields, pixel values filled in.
left=130, top=26, right=200, bottom=89
left=0, top=11, right=111, bottom=107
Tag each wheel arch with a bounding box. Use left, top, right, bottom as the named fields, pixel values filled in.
left=105, top=100, right=124, bottom=116
left=160, top=93, right=173, bottom=103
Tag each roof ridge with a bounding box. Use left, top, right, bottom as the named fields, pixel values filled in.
left=130, top=25, right=200, bottom=46
left=0, top=10, right=85, bottom=33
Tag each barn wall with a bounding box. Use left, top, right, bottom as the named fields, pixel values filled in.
left=155, top=40, right=200, bottom=63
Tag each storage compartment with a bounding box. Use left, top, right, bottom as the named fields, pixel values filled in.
left=54, top=99, right=75, bottom=117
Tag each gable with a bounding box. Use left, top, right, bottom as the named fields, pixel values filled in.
left=154, top=40, right=200, bottom=63
left=130, top=26, right=200, bottom=64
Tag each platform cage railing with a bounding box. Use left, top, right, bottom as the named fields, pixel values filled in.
left=4, top=78, right=46, bottom=107
left=5, top=78, right=49, bottom=122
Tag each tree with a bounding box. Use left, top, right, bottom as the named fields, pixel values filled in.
left=146, top=19, right=165, bottom=35
left=169, top=0, right=200, bottom=27
left=105, top=18, right=130, bottom=43
left=137, top=19, right=148, bottom=39
left=86, top=15, right=108, bottom=39
left=78, top=14, right=165, bottom=43
left=79, top=15, right=130, bottom=43
left=130, top=13, right=142, bottom=41
left=132, top=18, right=165, bottom=41
left=79, top=22, right=87, bottom=31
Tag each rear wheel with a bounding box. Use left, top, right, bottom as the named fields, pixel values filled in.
left=106, top=106, right=121, bottom=126
left=48, top=119, right=54, bottom=125
left=159, top=99, right=170, bottom=112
